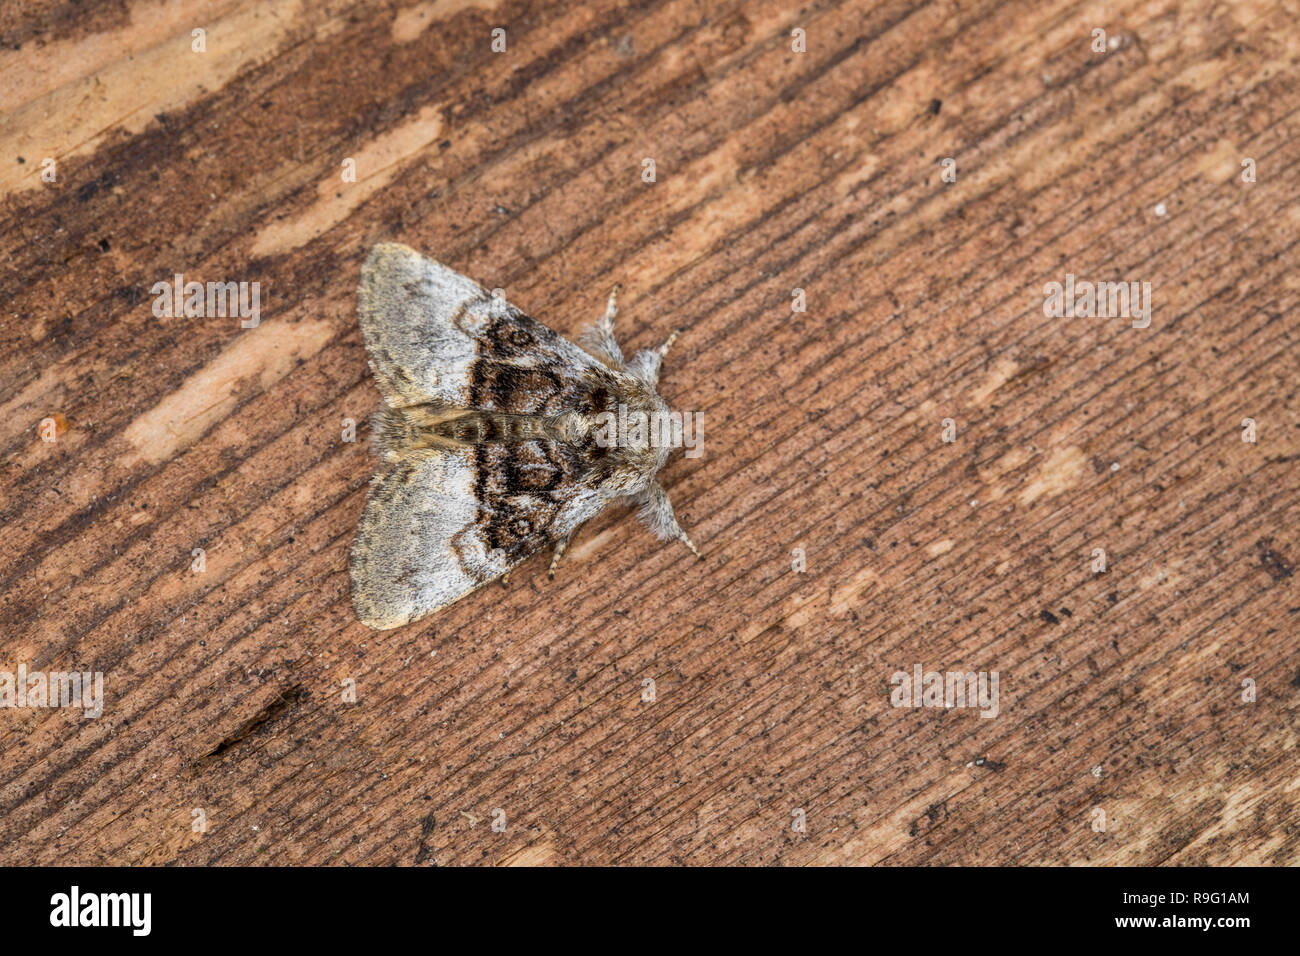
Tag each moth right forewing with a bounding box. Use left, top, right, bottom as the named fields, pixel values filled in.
left=351, top=425, right=614, bottom=628
left=470, top=437, right=609, bottom=555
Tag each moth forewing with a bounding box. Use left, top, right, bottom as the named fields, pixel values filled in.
left=350, top=243, right=699, bottom=630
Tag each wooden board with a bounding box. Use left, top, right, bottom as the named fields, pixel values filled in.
left=1, top=0, right=1296, bottom=866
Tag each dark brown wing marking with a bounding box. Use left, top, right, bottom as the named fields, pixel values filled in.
left=458, top=307, right=626, bottom=416
left=471, top=438, right=597, bottom=558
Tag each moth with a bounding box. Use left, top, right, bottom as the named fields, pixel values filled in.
left=350, top=242, right=702, bottom=630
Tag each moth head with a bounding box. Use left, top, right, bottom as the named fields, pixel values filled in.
left=585, top=392, right=674, bottom=493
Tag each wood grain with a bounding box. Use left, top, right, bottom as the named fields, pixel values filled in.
left=1, top=0, right=1296, bottom=866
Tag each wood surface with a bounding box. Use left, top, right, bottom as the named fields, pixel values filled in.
left=1, top=0, right=1297, bottom=866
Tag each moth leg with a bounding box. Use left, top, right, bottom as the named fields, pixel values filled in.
left=578, top=284, right=625, bottom=368
left=547, top=538, right=569, bottom=580
left=635, top=480, right=704, bottom=561
left=547, top=519, right=591, bottom=579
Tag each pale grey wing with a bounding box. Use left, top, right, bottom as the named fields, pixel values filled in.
left=357, top=242, right=491, bottom=408
left=349, top=445, right=608, bottom=630
left=357, top=242, right=621, bottom=412
left=350, top=449, right=501, bottom=630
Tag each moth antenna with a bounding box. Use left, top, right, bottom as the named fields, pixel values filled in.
left=635, top=479, right=702, bottom=560
left=626, top=348, right=662, bottom=385
left=578, top=284, right=625, bottom=368
left=657, top=328, right=682, bottom=358
left=603, top=284, right=621, bottom=326
left=626, top=328, right=684, bottom=385
left=678, top=529, right=704, bottom=561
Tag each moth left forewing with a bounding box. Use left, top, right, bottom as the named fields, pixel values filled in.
left=358, top=242, right=620, bottom=415
left=357, top=243, right=486, bottom=409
